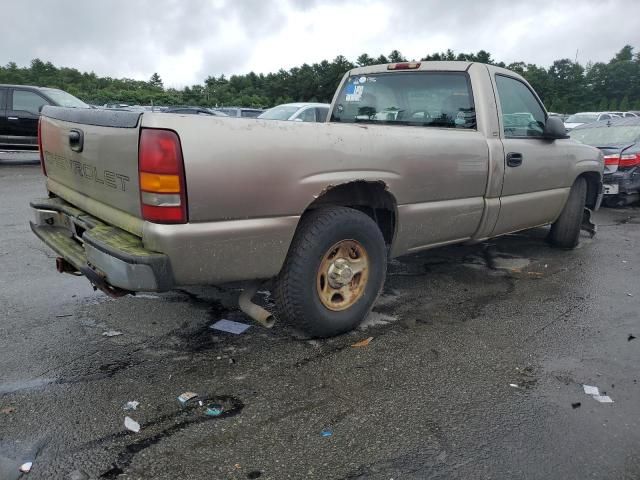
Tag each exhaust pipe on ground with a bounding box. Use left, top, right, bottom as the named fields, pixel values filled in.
left=238, top=282, right=275, bottom=328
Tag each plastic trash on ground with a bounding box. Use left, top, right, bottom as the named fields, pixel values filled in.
left=210, top=319, right=251, bottom=335
left=102, top=330, right=123, bottom=337
left=583, top=384, right=614, bottom=403
left=19, top=462, right=33, bottom=473
left=205, top=403, right=224, bottom=416
left=123, top=401, right=139, bottom=411
left=593, top=395, right=614, bottom=403
left=177, top=391, right=198, bottom=406
left=320, top=427, right=333, bottom=437
left=124, top=416, right=140, bottom=433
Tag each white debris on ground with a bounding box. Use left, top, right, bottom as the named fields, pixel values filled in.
left=123, top=401, right=139, bottom=411
left=583, top=385, right=614, bottom=403
left=102, top=330, right=123, bottom=337
left=124, top=416, right=141, bottom=433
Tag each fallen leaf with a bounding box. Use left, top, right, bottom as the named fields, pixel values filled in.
left=352, top=337, right=373, bottom=348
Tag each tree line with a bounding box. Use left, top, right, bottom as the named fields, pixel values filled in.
left=1, top=46, right=639, bottom=113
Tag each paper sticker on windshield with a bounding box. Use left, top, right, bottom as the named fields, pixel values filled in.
left=345, top=85, right=364, bottom=102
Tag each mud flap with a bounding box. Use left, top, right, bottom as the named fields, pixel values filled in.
left=581, top=208, right=597, bottom=238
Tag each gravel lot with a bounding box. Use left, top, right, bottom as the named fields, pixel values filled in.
left=1, top=165, right=639, bottom=479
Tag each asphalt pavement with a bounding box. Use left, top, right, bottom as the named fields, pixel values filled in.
left=1, top=165, right=638, bottom=479
left=0, top=150, right=40, bottom=165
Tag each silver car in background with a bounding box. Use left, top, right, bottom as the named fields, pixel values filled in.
left=564, top=112, right=621, bottom=131
left=258, top=102, right=330, bottom=122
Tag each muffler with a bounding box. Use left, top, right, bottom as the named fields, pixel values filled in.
left=238, top=282, right=275, bottom=328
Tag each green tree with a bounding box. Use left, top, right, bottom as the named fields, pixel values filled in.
left=149, top=72, right=163, bottom=89
left=598, top=98, right=608, bottom=111
left=620, top=95, right=630, bottom=111
left=356, top=53, right=375, bottom=66
left=609, top=98, right=618, bottom=110
left=388, top=50, right=407, bottom=63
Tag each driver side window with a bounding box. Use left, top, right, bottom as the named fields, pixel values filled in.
left=495, top=75, right=546, bottom=138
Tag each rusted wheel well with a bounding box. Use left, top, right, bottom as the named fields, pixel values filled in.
left=578, top=172, right=601, bottom=209
left=305, top=181, right=397, bottom=246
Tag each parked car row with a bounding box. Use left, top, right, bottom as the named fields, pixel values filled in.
left=2, top=81, right=638, bottom=209
left=564, top=111, right=638, bottom=131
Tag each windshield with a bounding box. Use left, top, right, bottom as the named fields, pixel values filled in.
left=331, top=72, right=476, bottom=129
left=258, top=106, right=299, bottom=120
left=566, top=114, right=597, bottom=123
left=41, top=88, right=88, bottom=108
left=570, top=124, right=640, bottom=146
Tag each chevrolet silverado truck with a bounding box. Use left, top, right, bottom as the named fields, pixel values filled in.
left=31, top=61, right=604, bottom=337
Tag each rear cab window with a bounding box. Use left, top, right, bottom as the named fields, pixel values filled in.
left=331, top=71, right=476, bottom=129
left=0, top=88, right=6, bottom=110
left=495, top=75, right=546, bottom=138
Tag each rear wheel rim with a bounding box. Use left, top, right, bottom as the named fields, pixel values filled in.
left=316, top=239, right=370, bottom=311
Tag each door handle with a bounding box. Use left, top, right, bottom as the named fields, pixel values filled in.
left=506, top=152, right=523, bottom=167
left=7, top=116, right=19, bottom=121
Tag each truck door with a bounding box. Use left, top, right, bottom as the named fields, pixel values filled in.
left=5, top=88, right=50, bottom=147
left=491, top=74, right=570, bottom=235
left=0, top=88, right=7, bottom=146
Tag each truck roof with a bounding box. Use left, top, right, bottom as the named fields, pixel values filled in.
left=347, top=61, right=528, bottom=86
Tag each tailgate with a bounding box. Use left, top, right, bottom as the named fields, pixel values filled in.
left=40, top=106, right=143, bottom=219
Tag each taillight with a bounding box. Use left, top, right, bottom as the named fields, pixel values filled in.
left=37, top=117, right=46, bottom=176
left=603, top=154, right=619, bottom=166
left=138, top=129, right=188, bottom=223
left=619, top=153, right=640, bottom=168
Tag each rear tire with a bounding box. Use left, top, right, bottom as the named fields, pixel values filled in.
left=275, top=207, right=387, bottom=338
left=548, top=177, right=587, bottom=249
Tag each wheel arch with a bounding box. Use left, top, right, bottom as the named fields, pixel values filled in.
left=303, top=180, right=398, bottom=247
left=576, top=171, right=602, bottom=210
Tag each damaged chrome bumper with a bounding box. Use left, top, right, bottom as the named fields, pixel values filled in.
left=30, top=197, right=174, bottom=293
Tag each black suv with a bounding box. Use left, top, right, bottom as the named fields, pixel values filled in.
left=0, top=85, right=88, bottom=149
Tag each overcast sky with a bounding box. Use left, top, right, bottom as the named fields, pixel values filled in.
left=2, top=0, right=639, bottom=87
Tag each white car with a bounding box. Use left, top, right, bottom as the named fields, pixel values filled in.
left=258, top=103, right=330, bottom=122
left=564, top=112, right=620, bottom=131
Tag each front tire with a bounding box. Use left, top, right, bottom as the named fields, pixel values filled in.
left=275, top=207, right=387, bottom=338
left=548, top=177, right=587, bottom=249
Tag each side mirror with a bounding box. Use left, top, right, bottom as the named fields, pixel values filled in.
left=543, top=116, right=569, bottom=139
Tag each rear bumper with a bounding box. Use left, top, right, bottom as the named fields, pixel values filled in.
left=603, top=169, right=640, bottom=196
left=30, top=197, right=174, bottom=292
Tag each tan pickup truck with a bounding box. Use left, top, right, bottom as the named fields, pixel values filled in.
left=31, top=61, right=604, bottom=337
